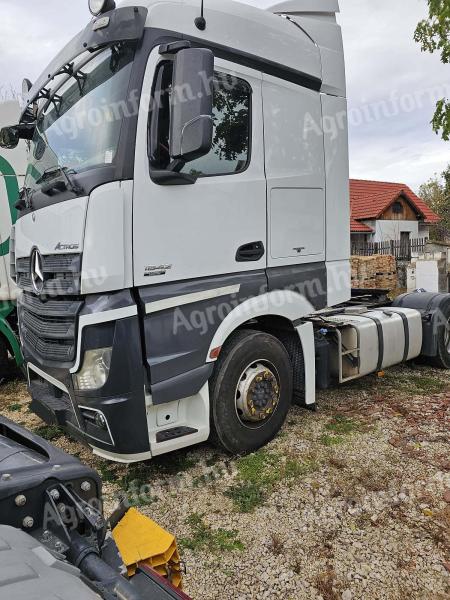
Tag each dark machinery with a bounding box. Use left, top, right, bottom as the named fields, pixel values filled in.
left=0, top=416, right=189, bottom=600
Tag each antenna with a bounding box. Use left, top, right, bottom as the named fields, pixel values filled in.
left=194, top=0, right=206, bottom=30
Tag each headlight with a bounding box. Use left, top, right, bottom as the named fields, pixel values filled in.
left=74, top=347, right=112, bottom=391
left=89, top=0, right=115, bottom=16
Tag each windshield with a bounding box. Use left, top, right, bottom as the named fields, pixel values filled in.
left=25, top=43, right=135, bottom=192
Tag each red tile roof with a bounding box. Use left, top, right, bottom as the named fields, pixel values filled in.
left=350, top=217, right=373, bottom=233
left=350, top=179, right=440, bottom=230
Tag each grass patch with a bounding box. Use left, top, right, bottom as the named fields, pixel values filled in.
left=7, top=403, right=22, bottom=412
left=180, top=513, right=244, bottom=553
left=319, top=416, right=363, bottom=447
left=224, top=450, right=318, bottom=512
left=97, top=462, right=117, bottom=484
left=33, top=424, right=64, bottom=441
left=325, top=416, right=360, bottom=435
left=151, top=452, right=199, bottom=476
left=120, top=453, right=198, bottom=491
left=378, top=368, right=449, bottom=396
left=320, top=434, right=344, bottom=447
left=205, top=454, right=222, bottom=467
left=406, top=374, right=447, bottom=394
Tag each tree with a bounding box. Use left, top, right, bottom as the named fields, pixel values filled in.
left=414, top=1, right=450, bottom=140
left=419, top=164, right=450, bottom=240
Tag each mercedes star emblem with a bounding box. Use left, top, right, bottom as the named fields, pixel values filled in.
left=30, top=248, right=45, bottom=294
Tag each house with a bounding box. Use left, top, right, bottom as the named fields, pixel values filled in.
left=350, top=179, right=440, bottom=246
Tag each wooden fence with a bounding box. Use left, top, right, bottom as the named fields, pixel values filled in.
left=351, top=238, right=427, bottom=261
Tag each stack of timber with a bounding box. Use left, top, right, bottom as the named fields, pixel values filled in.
left=351, top=255, right=398, bottom=290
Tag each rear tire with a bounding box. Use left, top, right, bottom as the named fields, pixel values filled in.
left=209, top=329, right=293, bottom=454
left=430, top=306, right=450, bottom=369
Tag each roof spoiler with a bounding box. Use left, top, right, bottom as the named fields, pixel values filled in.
left=265, top=0, right=340, bottom=16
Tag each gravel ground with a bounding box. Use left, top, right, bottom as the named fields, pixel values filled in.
left=1, top=363, right=449, bottom=600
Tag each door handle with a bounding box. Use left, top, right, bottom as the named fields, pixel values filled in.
left=236, top=241, right=265, bottom=262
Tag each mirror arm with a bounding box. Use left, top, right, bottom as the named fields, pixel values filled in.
left=18, top=123, right=36, bottom=140
left=168, top=158, right=186, bottom=173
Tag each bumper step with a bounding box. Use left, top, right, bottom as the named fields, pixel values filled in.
left=156, top=427, right=198, bottom=444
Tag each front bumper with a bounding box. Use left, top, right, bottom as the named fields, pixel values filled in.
left=24, top=293, right=151, bottom=460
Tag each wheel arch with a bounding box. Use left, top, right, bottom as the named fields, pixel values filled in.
left=206, top=290, right=314, bottom=359
left=207, top=290, right=316, bottom=406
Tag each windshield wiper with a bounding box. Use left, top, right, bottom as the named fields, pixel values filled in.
left=37, top=166, right=84, bottom=196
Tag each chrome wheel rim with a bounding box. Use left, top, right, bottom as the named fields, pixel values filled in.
left=235, top=360, right=280, bottom=430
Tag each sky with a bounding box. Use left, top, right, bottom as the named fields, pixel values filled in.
left=0, top=0, right=449, bottom=191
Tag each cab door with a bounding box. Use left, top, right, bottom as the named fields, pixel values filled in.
left=133, top=48, right=266, bottom=287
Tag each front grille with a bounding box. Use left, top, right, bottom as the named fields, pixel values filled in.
left=16, top=254, right=81, bottom=296
left=18, top=253, right=83, bottom=363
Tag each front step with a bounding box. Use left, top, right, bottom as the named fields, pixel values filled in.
left=156, top=426, right=198, bottom=444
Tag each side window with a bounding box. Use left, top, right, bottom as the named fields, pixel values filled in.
left=149, top=63, right=252, bottom=177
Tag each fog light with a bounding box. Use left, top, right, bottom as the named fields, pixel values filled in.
left=74, top=347, right=112, bottom=391
left=89, top=0, right=115, bottom=16
left=94, top=412, right=107, bottom=430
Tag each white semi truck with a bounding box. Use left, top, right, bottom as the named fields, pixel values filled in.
left=0, top=101, right=24, bottom=377
left=1, top=0, right=449, bottom=463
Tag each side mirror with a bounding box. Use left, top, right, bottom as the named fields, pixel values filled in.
left=0, top=123, right=35, bottom=149
left=0, top=126, right=19, bottom=150
left=169, top=48, right=214, bottom=163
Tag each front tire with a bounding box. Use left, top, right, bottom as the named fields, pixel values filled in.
left=209, top=329, right=293, bottom=454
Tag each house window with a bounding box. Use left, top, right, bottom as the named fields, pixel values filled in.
left=392, top=201, right=403, bottom=215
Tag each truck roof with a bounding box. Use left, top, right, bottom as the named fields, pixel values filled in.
left=121, top=0, right=345, bottom=95
left=120, top=0, right=323, bottom=81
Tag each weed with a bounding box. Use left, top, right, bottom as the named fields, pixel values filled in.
left=33, top=424, right=64, bottom=441
left=315, top=569, right=340, bottom=600
left=320, top=434, right=344, bottom=447
left=268, top=533, right=284, bottom=556
left=355, top=467, right=394, bottom=492
left=180, top=513, right=244, bottom=553
left=7, top=403, right=22, bottom=412
left=328, top=455, right=346, bottom=470
left=292, top=557, right=303, bottom=576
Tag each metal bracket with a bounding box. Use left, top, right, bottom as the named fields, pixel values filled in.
left=159, top=41, right=191, bottom=55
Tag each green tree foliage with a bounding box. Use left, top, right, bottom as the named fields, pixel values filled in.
left=419, top=164, right=450, bottom=240
left=414, top=1, right=450, bottom=140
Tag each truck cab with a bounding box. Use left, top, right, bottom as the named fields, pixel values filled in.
left=6, top=0, right=444, bottom=463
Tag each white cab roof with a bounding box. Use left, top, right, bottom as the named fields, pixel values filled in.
left=119, top=0, right=322, bottom=81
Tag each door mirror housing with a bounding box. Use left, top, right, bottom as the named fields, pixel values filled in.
left=169, top=48, right=214, bottom=163
left=0, top=123, right=35, bottom=149
left=0, top=126, right=20, bottom=149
